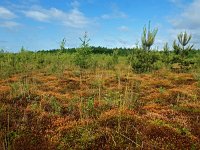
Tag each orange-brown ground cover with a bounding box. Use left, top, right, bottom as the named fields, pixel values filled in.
left=0, top=68, right=199, bottom=149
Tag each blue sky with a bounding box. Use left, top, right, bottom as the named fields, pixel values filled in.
left=0, top=0, right=199, bottom=52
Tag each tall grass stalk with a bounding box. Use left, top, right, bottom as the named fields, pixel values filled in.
left=79, top=70, right=83, bottom=120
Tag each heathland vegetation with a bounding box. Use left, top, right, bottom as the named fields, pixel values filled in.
left=0, top=23, right=200, bottom=149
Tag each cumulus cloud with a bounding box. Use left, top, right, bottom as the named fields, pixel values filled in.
left=23, top=5, right=90, bottom=28
left=0, top=7, right=20, bottom=30
left=71, top=0, right=80, bottom=8
left=101, top=11, right=127, bottom=19
left=101, top=3, right=127, bottom=19
left=169, top=0, right=200, bottom=47
left=62, top=9, right=89, bottom=28
left=169, top=0, right=185, bottom=7
left=170, top=0, right=200, bottom=30
left=0, top=7, right=16, bottom=19
left=117, top=26, right=129, bottom=32
left=25, top=10, right=50, bottom=22
left=0, top=21, right=20, bottom=29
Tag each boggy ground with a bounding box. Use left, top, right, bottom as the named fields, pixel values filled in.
left=0, top=68, right=200, bottom=150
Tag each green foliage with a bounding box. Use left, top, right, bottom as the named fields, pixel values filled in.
left=129, top=21, right=160, bottom=73
left=0, top=49, right=4, bottom=53
left=73, top=32, right=93, bottom=69
left=20, top=46, right=26, bottom=52
left=129, top=49, right=162, bottom=73
left=73, top=46, right=92, bottom=69
left=81, top=97, right=97, bottom=118
left=163, top=42, right=170, bottom=55
left=60, top=38, right=66, bottom=52
left=10, top=81, right=31, bottom=98
left=141, top=21, right=158, bottom=51
left=112, top=49, right=119, bottom=64
left=50, top=97, right=61, bottom=115
left=171, top=32, right=195, bottom=72
left=104, top=55, right=115, bottom=69
left=170, top=54, right=182, bottom=64
left=173, top=32, right=193, bottom=57
left=0, top=30, right=199, bottom=78
left=173, top=40, right=181, bottom=55
left=178, top=31, right=192, bottom=47
left=162, top=42, right=171, bottom=65
left=101, top=50, right=119, bottom=69
left=195, top=54, right=200, bottom=68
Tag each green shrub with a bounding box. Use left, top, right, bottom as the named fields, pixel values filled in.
left=112, top=49, right=119, bottom=65
left=73, top=32, right=93, bottom=69
left=129, top=22, right=159, bottom=73
left=129, top=49, right=161, bottom=73
left=172, top=31, right=193, bottom=62
left=141, top=21, right=158, bottom=51
left=73, top=46, right=92, bottom=69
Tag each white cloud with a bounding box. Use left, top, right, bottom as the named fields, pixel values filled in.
left=101, top=11, right=127, bottom=19
left=169, top=0, right=200, bottom=48
left=118, top=26, right=129, bottom=32
left=25, top=10, right=50, bottom=22
left=169, top=0, right=184, bottom=7
left=71, top=0, right=80, bottom=8
left=62, top=8, right=89, bottom=28
left=0, top=7, right=20, bottom=30
left=170, top=0, right=200, bottom=30
left=101, top=3, right=127, bottom=19
left=0, top=21, right=20, bottom=29
left=23, top=6, right=90, bottom=28
left=0, top=7, right=16, bottom=19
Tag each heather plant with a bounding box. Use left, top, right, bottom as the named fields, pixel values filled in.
left=10, top=80, right=31, bottom=98
left=1, top=46, right=200, bottom=149
left=50, top=97, right=61, bottom=115
left=82, top=97, right=96, bottom=118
